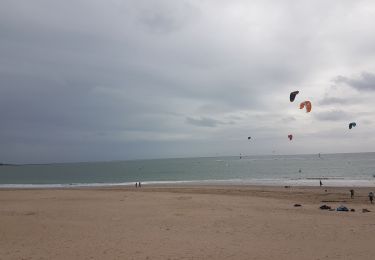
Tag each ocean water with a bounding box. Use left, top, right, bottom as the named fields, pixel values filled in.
left=1, top=153, right=375, bottom=188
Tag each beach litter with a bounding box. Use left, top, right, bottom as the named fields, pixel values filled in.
left=362, top=208, right=371, bottom=213
left=337, top=205, right=349, bottom=212
left=320, top=205, right=331, bottom=210
left=294, top=204, right=302, bottom=207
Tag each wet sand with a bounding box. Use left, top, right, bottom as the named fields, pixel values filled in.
left=1, top=185, right=375, bottom=259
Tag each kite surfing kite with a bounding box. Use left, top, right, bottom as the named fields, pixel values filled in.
left=299, top=101, right=312, bottom=113
left=349, top=122, right=357, bottom=129
left=290, top=91, right=299, bottom=102
left=288, top=134, right=293, bottom=141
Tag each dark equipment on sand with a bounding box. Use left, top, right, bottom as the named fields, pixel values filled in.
left=337, top=205, right=349, bottom=212
left=320, top=205, right=331, bottom=210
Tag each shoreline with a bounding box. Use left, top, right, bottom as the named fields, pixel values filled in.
left=1, top=177, right=375, bottom=189
left=1, top=184, right=374, bottom=204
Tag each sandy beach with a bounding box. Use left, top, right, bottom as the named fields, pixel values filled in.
left=1, top=185, right=375, bottom=260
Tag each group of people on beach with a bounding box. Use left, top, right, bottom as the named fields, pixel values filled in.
left=135, top=182, right=141, bottom=188
left=349, top=189, right=374, bottom=203
left=320, top=183, right=374, bottom=204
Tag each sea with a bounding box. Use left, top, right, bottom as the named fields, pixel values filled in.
left=1, top=152, right=375, bottom=188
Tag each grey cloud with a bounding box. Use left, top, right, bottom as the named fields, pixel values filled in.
left=281, top=116, right=296, bottom=123
left=319, top=97, right=351, bottom=105
left=185, top=117, right=231, bottom=127
left=335, top=72, right=375, bottom=91
left=314, top=110, right=349, bottom=121
left=361, top=119, right=373, bottom=125
left=135, top=1, right=198, bottom=34
left=1, top=0, right=375, bottom=162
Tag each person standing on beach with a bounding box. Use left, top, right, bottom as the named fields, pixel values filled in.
left=350, top=189, right=354, bottom=199
left=369, top=192, right=374, bottom=204
left=138, top=182, right=141, bottom=188
left=319, top=180, right=323, bottom=187
left=135, top=182, right=138, bottom=188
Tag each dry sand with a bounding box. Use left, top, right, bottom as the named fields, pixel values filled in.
left=1, top=185, right=375, bottom=260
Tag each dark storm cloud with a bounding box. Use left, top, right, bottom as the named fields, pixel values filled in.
left=335, top=72, right=375, bottom=91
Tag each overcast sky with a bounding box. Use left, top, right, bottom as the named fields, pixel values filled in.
left=1, top=0, right=375, bottom=163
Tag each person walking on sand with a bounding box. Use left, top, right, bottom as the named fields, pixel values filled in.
left=369, top=192, right=374, bottom=204
left=350, top=189, right=354, bottom=199
left=138, top=182, right=141, bottom=188
left=319, top=180, right=323, bottom=187
left=135, top=182, right=138, bottom=188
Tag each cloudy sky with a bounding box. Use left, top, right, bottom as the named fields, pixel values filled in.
left=1, top=0, right=375, bottom=163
